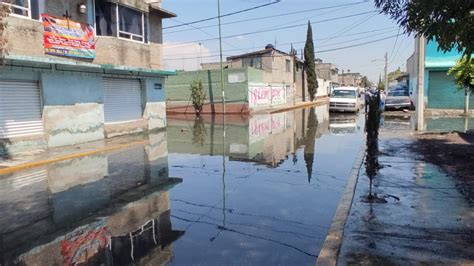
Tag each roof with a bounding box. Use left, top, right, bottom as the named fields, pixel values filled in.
left=227, top=47, right=291, bottom=61
left=150, top=5, right=177, bottom=18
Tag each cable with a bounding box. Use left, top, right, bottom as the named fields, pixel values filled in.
left=319, top=12, right=379, bottom=45
left=164, top=29, right=400, bottom=61
left=163, top=0, right=282, bottom=30
left=164, top=1, right=366, bottom=35
left=165, top=11, right=378, bottom=47
left=389, top=27, right=402, bottom=59
left=315, top=34, right=402, bottom=53
left=164, top=27, right=398, bottom=57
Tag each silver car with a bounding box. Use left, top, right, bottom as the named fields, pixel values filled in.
left=384, top=88, right=414, bottom=110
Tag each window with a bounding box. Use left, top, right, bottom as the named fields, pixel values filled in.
left=242, top=57, right=262, bottom=69
left=95, top=2, right=147, bottom=43
left=285, top=59, right=291, bottom=72
left=2, top=0, right=39, bottom=19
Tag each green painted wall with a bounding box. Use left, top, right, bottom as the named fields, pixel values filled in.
left=427, top=71, right=474, bottom=109
left=165, top=67, right=264, bottom=103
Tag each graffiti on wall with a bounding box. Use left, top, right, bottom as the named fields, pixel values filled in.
left=249, top=113, right=287, bottom=143
left=271, top=87, right=285, bottom=106
left=249, top=85, right=271, bottom=107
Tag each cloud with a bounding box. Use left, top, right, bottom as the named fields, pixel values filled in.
left=163, top=42, right=217, bottom=71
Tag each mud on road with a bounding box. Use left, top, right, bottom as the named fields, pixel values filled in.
left=412, top=131, right=474, bottom=206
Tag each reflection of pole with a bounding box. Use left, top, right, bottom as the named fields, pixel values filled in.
left=217, top=0, right=226, bottom=114
left=222, top=111, right=227, bottom=227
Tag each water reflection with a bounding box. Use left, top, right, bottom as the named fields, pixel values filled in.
left=329, top=113, right=358, bottom=135
left=0, top=131, right=184, bottom=265
left=0, top=105, right=368, bottom=266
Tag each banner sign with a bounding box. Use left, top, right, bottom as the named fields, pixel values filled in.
left=42, top=14, right=96, bottom=59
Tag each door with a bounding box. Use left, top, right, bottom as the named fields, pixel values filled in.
left=103, top=78, right=143, bottom=123
left=0, top=80, right=43, bottom=138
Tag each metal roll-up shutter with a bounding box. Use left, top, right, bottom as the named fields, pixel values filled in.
left=103, top=78, right=143, bottom=123
left=0, top=80, right=43, bottom=138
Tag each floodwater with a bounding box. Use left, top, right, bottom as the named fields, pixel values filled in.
left=0, top=105, right=366, bottom=266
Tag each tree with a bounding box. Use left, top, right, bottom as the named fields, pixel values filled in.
left=360, top=76, right=372, bottom=88
left=374, top=0, right=473, bottom=110
left=374, top=0, right=473, bottom=57
left=304, top=21, right=318, bottom=101
left=377, top=74, right=385, bottom=90
left=190, top=79, right=206, bottom=116
left=448, top=56, right=474, bottom=93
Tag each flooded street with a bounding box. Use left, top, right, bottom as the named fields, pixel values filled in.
left=0, top=105, right=366, bottom=265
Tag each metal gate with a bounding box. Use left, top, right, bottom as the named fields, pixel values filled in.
left=103, top=78, right=143, bottom=123
left=0, top=80, right=43, bottom=138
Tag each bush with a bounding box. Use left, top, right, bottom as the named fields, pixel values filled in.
left=190, top=79, right=206, bottom=115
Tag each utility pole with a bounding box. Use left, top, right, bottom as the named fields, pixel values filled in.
left=384, top=52, right=388, bottom=91
left=416, top=36, right=425, bottom=130
left=217, top=0, right=226, bottom=114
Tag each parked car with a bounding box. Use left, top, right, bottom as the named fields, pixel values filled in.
left=384, top=87, right=414, bottom=110
left=329, top=87, right=361, bottom=113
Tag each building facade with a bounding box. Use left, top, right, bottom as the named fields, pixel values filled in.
left=338, top=72, right=362, bottom=87
left=0, top=0, right=175, bottom=155
left=315, top=58, right=339, bottom=84
left=407, top=39, right=474, bottom=111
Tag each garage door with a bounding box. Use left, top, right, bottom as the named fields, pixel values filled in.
left=103, top=78, right=143, bottom=123
left=0, top=80, right=43, bottom=138
left=428, top=71, right=474, bottom=109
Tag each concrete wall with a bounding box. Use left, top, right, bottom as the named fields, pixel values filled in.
left=0, top=66, right=167, bottom=154
left=3, top=1, right=167, bottom=70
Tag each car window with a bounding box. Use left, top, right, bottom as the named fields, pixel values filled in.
left=332, top=90, right=356, bottom=98
left=388, top=90, right=409, bottom=97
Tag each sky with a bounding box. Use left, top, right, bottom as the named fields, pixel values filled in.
left=161, top=0, right=414, bottom=83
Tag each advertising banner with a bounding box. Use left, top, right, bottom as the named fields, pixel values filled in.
left=42, top=14, right=96, bottom=59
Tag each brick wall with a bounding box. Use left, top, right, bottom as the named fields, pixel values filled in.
left=0, top=4, right=10, bottom=63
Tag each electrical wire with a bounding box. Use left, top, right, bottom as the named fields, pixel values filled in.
left=164, top=29, right=400, bottom=61
left=164, top=27, right=398, bottom=58
left=163, top=0, right=282, bottom=30
left=164, top=1, right=366, bottom=35
left=165, top=11, right=378, bottom=47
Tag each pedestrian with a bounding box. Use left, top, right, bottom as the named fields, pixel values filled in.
left=364, top=89, right=372, bottom=113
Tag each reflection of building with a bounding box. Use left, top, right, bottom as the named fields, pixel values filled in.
left=0, top=132, right=184, bottom=265
left=166, top=106, right=330, bottom=167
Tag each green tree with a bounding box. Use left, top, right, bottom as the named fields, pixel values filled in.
left=360, top=76, right=372, bottom=88
left=448, top=56, right=474, bottom=93
left=374, top=0, right=473, bottom=111
left=374, top=0, right=473, bottom=57
left=377, top=74, right=385, bottom=90
left=190, top=79, right=206, bottom=116
left=304, top=21, right=318, bottom=101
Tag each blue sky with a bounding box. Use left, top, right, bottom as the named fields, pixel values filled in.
left=161, top=0, right=414, bottom=82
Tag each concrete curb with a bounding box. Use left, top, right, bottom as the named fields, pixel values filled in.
left=0, top=139, right=149, bottom=176
left=316, top=140, right=366, bottom=266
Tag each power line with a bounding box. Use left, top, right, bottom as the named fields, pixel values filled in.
left=164, top=29, right=400, bottom=61
left=164, top=33, right=403, bottom=61
left=389, top=27, right=402, bottom=59
left=165, top=11, right=378, bottom=47
left=164, top=27, right=398, bottom=58
left=163, top=0, right=282, bottom=30
left=164, top=1, right=366, bottom=35
left=319, top=11, right=379, bottom=45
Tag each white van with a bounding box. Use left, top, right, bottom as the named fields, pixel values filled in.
left=329, top=86, right=361, bottom=113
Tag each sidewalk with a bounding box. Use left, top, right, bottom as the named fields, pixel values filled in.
left=0, top=131, right=159, bottom=175
left=318, top=117, right=474, bottom=265
left=252, top=97, right=329, bottom=114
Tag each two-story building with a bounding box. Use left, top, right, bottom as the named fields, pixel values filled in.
left=0, top=0, right=176, bottom=155
left=315, top=58, right=339, bottom=84
left=167, top=45, right=330, bottom=114
left=338, top=72, right=362, bottom=87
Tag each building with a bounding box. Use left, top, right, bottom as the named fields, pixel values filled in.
left=167, top=45, right=330, bottom=114
left=315, top=58, right=339, bottom=84
left=407, top=38, right=474, bottom=112
left=338, top=72, right=362, bottom=87
left=0, top=0, right=175, bottom=156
